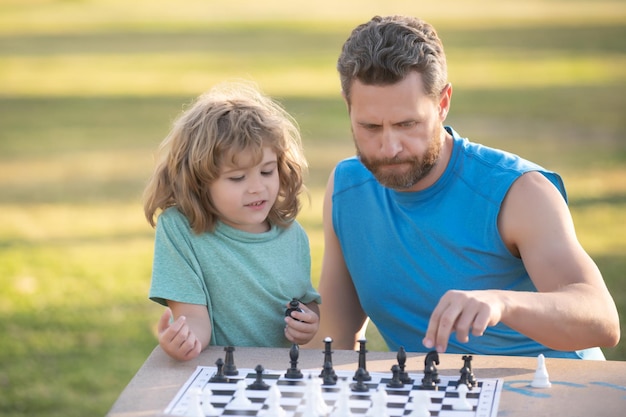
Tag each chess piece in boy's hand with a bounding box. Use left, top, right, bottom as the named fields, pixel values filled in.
left=284, top=299, right=320, bottom=345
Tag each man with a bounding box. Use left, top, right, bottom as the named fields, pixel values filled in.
left=316, top=15, right=620, bottom=359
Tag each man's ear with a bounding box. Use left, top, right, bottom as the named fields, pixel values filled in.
left=438, top=83, right=452, bottom=121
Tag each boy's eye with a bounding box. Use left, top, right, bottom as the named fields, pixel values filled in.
left=228, top=176, right=245, bottom=182
left=261, top=169, right=275, bottom=176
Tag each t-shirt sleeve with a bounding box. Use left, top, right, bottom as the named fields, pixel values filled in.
left=148, top=209, right=208, bottom=307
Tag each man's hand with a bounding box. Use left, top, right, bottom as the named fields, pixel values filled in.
left=423, top=290, right=505, bottom=352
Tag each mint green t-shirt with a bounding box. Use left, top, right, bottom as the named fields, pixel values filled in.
left=149, top=207, right=321, bottom=347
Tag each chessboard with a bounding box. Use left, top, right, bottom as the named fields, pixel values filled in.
left=164, top=365, right=502, bottom=417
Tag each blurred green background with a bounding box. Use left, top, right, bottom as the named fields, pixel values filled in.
left=0, top=1, right=624, bottom=416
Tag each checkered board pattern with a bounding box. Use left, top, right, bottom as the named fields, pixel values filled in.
left=164, top=367, right=503, bottom=416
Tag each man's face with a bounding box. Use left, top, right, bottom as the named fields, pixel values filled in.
left=347, top=71, right=449, bottom=191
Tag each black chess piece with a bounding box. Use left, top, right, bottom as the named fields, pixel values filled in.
left=208, top=357, right=228, bottom=382
left=350, top=367, right=370, bottom=392
left=420, top=350, right=440, bottom=390
left=319, top=337, right=337, bottom=382
left=321, top=361, right=337, bottom=385
left=247, top=364, right=270, bottom=390
left=285, top=343, right=303, bottom=379
left=397, top=346, right=414, bottom=384
left=223, top=346, right=238, bottom=376
left=285, top=298, right=304, bottom=322
left=386, top=364, right=404, bottom=388
left=458, top=355, right=476, bottom=389
left=353, top=338, right=372, bottom=381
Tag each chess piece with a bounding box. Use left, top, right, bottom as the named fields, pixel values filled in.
left=187, top=387, right=205, bottom=417
left=386, top=364, right=404, bottom=388
left=458, top=355, right=476, bottom=389
left=397, top=346, right=413, bottom=384
left=248, top=364, right=270, bottom=390
left=452, top=383, right=473, bottom=411
left=224, top=346, right=238, bottom=376
left=201, top=386, right=219, bottom=416
left=353, top=338, right=371, bottom=381
left=229, top=380, right=252, bottom=408
left=530, top=354, right=551, bottom=388
left=259, top=384, right=287, bottom=417
left=319, top=337, right=337, bottom=382
left=366, top=386, right=389, bottom=417
left=303, top=375, right=329, bottom=416
left=350, top=367, right=370, bottom=392
left=208, top=357, right=228, bottom=382
left=408, top=391, right=431, bottom=417
left=330, top=379, right=354, bottom=417
left=420, top=350, right=440, bottom=390
left=322, top=360, right=338, bottom=385
left=285, top=343, right=303, bottom=379
left=285, top=298, right=304, bottom=321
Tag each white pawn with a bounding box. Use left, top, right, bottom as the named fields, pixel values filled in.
left=229, top=380, right=253, bottom=408
left=408, top=391, right=431, bottom=417
left=452, top=383, right=473, bottom=411
left=201, top=386, right=219, bottom=416
left=187, top=387, right=205, bottom=417
left=366, top=387, right=389, bottom=417
left=330, top=379, right=354, bottom=417
left=530, top=354, right=551, bottom=388
left=259, top=384, right=286, bottom=417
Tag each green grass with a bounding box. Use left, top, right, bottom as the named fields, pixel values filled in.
left=0, top=1, right=625, bottom=416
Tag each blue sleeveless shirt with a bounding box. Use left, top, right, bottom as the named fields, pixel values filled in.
left=332, top=127, right=603, bottom=359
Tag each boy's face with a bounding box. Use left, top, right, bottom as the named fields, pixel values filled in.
left=209, top=146, right=279, bottom=233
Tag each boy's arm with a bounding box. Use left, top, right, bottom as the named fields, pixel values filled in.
left=157, top=301, right=212, bottom=361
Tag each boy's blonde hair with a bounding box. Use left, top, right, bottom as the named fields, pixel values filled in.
left=143, top=82, right=307, bottom=233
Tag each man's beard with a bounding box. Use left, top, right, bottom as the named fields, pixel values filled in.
left=357, top=126, right=443, bottom=190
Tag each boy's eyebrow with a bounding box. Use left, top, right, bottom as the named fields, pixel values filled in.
left=220, top=158, right=277, bottom=175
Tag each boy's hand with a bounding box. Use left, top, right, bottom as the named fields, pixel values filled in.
left=284, top=301, right=320, bottom=345
left=157, top=308, right=202, bottom=361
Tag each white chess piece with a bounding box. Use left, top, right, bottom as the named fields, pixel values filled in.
left=408, top=390, right=431, bottom=417
left=452, top=383, right=473, bottom=411
left=259, top=384, right=286, bottom=417
left=301, top=376, right=329, bottom=417
left=330, top=379, right=354, bottom=417
left=530, top=354, right=551, bottom=388
left=201, top=386, right=219, bottom=416
left=229, top=379, right=253, bottom=408
left=187, top=387, right=206, bottom=417
left=366, top=387, right=389, bottom=417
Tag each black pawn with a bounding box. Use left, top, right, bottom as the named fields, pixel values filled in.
left=209, top=357, right=228, bottom=382
left=397, top=346, right=413, bottom=384
left=458, top=355, right=476, bottom=389
left=350, top=367, right=370, bottom=392
left=353, top=338, right=371, bottom=381
left=223, top=346, right=238, bottom=376
left=386, top=364, right=404, bottom=388
left=321, top=361, right=337, bottom=385
left=248, top=364, right=270, bottom=390
left=285, top=343, right=303, bottom=379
